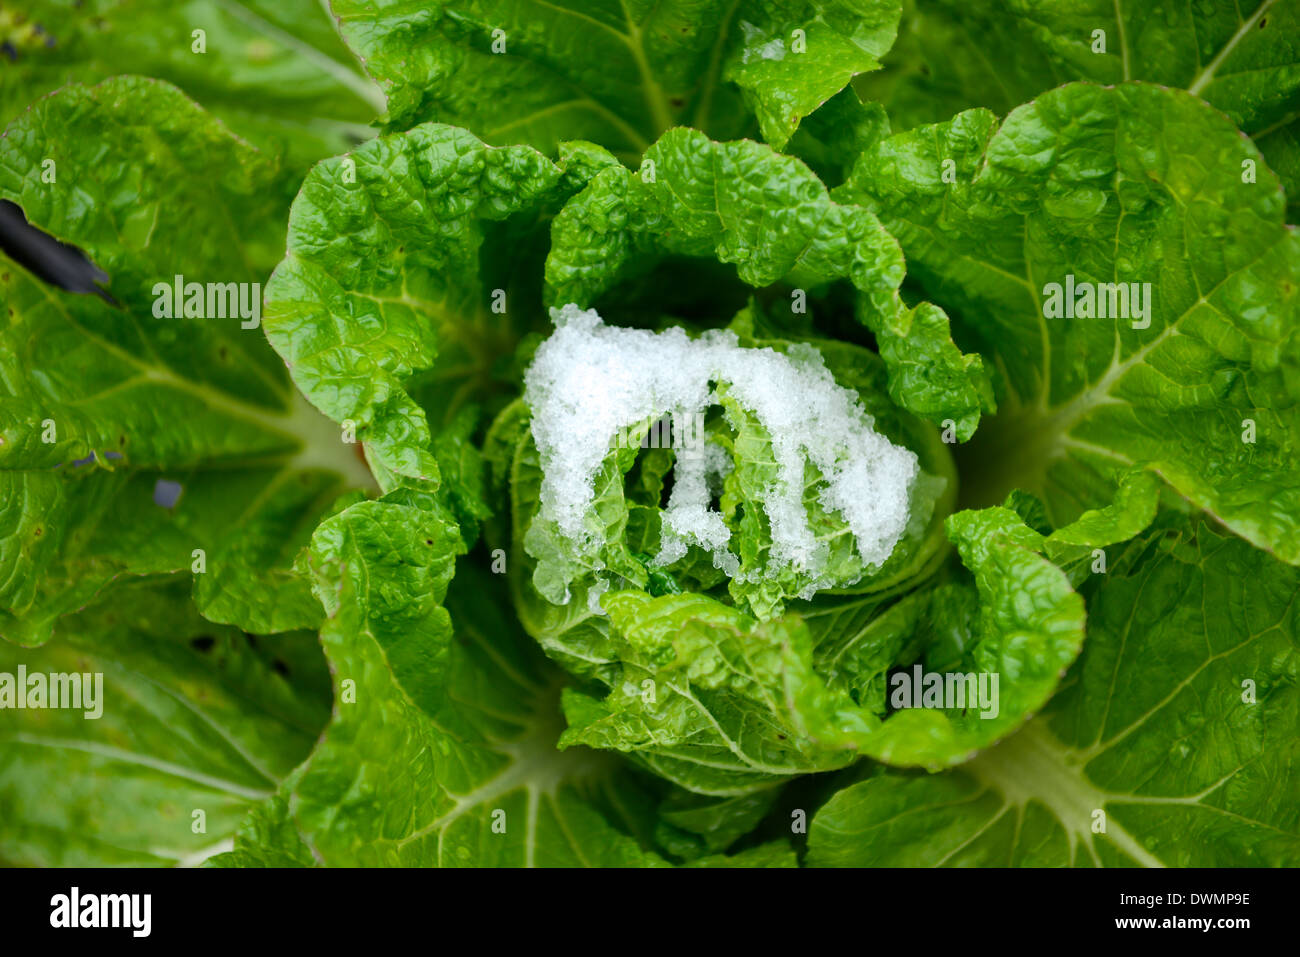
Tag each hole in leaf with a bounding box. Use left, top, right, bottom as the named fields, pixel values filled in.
left=152, top=479, right=183, bottom=508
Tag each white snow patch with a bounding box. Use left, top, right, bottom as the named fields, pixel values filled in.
left=523, top=304, right=918, bottom=589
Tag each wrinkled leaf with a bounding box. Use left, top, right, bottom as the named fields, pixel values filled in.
left=262, top=123, right=572, bottom=488
left=809, top=514, right=1300, bottom=866
left=216, top=498, right=673, bottom=866
left=1, top=0, right=382, bottom=190
left=547, top=127, right=993, bottom=437
left=331, top=0, right=901, bottom=156
left=0, top=78, right=374, bottom=645
left=860, top=0, right=1300, bottom=217
left=839, top=83, right=1300, bottom=562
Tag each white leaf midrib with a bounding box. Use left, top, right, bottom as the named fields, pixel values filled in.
left=967, top=722, right=1166, bottom=867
